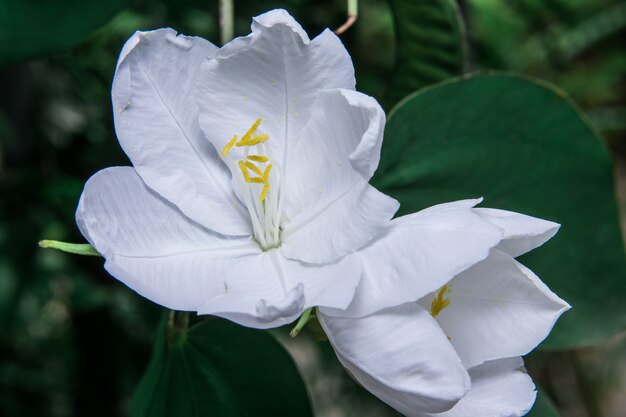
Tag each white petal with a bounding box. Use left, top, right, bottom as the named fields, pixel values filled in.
left=281, top=183, right=397, bottom=264
left=280, top=89, right=399, bottom=263
left=419, top=250, right=570, bottom=368
left=319, top=303, right=470, bottom=415
left=196, top=10, right=355, bottom=171
left=423, top=358, right=536, bottom=417
left=252, top=9, right=309, bottom=42
left=324, top=199, right=503, bottom=318
left=199, top=250, right=362, bottom=328
left=76, top=167, right=259, bottom=311
left=112, top=29, right=250, bottom=236
left=474, top=208, right=559, bottom=257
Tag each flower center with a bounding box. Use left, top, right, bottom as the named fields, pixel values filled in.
left=221, top=118, right=282, bottom=250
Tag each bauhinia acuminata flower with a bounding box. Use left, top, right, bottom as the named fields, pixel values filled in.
left=78, top=9, right=398, bottom=328
left=318, top=201, right=570, bottom=416
left=75, top=9, right=569, bottom=417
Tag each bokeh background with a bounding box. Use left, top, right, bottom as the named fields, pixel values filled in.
left=1, top=0, right=625, bottom=416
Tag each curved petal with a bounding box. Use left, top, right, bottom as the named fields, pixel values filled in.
left=199, top=250, right=362, bottom=328
left=280, top=89, right=399, bottom=263
left=474, top=208, right=560, bottom=257
left=252, top=9, right=309, bottom=42
left=196, top=9, right=355, bottom=171
left=324, top=199, right=503, bottom=318
left=76, top=167, right=259, bottom=311
left=422, top=358, right=536, bottom=417
left=419, top=250, right=570, bottom=368
left=319, top=303, right=470, bottom=415
left=112, top=28, right=250, bottom=236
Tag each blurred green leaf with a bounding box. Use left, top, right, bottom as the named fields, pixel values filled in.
left=384, top=0, right=466, bottom=108
left=467, top=0, right=625, bottom=110
left=0, top=0, right=128, bottom=67
left=131, top=313, right=313, bottom=417
left=375, top=73, right=626, bottom=348
left=550, top=1, right=626, bottom=61
left=527, top=390, right=561, bottom=417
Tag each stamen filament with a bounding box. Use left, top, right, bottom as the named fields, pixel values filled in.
left=224, top=118, right=281, bottom=249
left=234, top=171, right=268, bottom=248
left=262, top=143, right=282, bottom=241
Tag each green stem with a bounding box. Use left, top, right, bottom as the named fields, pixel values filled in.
left=348, top=0, right=358, bottom=16
left=219, top=0, right=234, bottom=46
left=290, top=307, right=313, bottom=338
left=38, top=240, right=100, bottom=256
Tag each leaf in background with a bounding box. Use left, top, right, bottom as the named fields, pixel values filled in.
left=384, top=0, right=466, bottom=108
left=467, top=0, right=626, bottom=111
left=0, top=0, right=128, bottom=67
left=527, top=390, right=561, bottom=417
left=131, top=314, right=313, bottom=417
left=375, top=73, right=626, bottom=349
left=549, top=1, right=626, bottom=62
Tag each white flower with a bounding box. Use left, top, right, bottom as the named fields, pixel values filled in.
left=76, top=10, right=399, bottom=328
left=318, top=201, right=570, bottom=417
left=76, top=8, right=569, bottom=415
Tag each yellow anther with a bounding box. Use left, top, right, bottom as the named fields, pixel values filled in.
left=247, top=155, right=269, bottom=163
left=221, top=135, right=237, bottom=157
left=244, top=161, right=264, bottom=177
left=263, top=164, right=272, bottom=183
left=431, top=285, right=451, bottom=317
left=236, top=118, right=262, bottom=146
left=238, top=161, right=251, bottom=182
left=232, top=118, right=274, bottom=198
left=239, top=133, right=269, bottom=147
left=259, top=183, right=270, bottom=202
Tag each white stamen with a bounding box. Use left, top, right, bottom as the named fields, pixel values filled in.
left=224, top=119, right=282, bottom=250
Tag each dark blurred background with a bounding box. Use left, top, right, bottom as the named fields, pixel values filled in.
left=0, top=0, right=624, bottom=416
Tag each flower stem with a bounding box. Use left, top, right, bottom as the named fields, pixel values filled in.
left=38, top=240, right=100, bottom=256
left=290, top=307, right=314, bottom=338
left=219, top=0, right=234, bottom=45
left=335, top=0, right=358, bottom=35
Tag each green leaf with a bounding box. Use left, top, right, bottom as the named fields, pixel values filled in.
left=131, top=313, right=313, bottom=417
left=0, top=0, right=127, bottom=67
left=527, top=390, right=561, bottom=417
left=375, top=73, right=626, bottom=348
left=384, top=0, right=466, bottom=108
